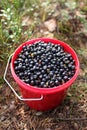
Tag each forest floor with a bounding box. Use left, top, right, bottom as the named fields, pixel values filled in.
left=0, top=0, right=87, bottom=130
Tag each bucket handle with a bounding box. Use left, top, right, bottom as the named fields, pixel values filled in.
left=3, top=53, right=43, bottom=101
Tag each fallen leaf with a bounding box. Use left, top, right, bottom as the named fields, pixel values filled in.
left=75, top=10, right=86, bottom=18
left=22, top=16, right=32, bottom=26
left=44, top=19, right=57, bottom=32
left=22, top=16, right=32, bottom=31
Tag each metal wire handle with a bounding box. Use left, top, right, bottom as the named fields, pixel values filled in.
left=3, top=53, right=43, bottom=101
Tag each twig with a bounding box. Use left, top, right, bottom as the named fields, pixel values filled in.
left=26, top=118, right=36, bottom=130
left=13, top=118, right=20, bottom=130
left=0, top=109, right=9, bottom=116
left=56, top=117, right=87, bottom=121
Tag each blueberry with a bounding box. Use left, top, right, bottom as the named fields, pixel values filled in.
left=64, top=60, right=70, bottom=64
left=60, top=68, right=64, bottom=73
left=25, top=58, right=28, bottom=63
left=66, top=54, right=71, bottom=58
left=37, top=51, right=41, bottom=55
left=68, top=71, right=72, bottom=76
left=49, top=71, right=53, bottom=76
left=63, top=75, right=68, bottom=81
left=29, top=64, right=32, bottom=68
left=37, top=72, right=41, bottom=76
left=68, top=63, right=72, bottom=68
left=15, top=70, right=20, bottom=74
left=60, top=61, right=63, bottom=65
left=24, top=71, right=28, bottom=76
left=44, top=59, right=49, bottom=64
left=50, top=80, right=54, bottom=87
left=43, top=84, right=48, bottom=88
left=55, top=80, right=59, bottom=86
left=22, top=45, right=27, bottom=49
left=57, top=76, right=62, bottom=82
left=28, top=72, right=31, bottom=76
left=41, top=69, right=45, bottom=74
left=25, top=79, right=30, bottom=83
left=18, top=65, right=23, bottom=70
left=19, top=54, right=26, bottom=60
left=40, top=82, right=45, bottom=86
left=24, top=51, right=29, bottom=56
left=15, top=66, right=19, bottom=71
left=33, top=65, right=36, bottom=70
left=52, top=47, right=56, bottom=53
left=69, top=56, right=73, bottom=61
left=19, top=72, right=24, bottom=77
left=63, top=57, right=68, bottom=61
left=39, top=75, right=43, bottom=79
left=14, top=61, right=18, bottom=65
left=42, top=78, right=46, bottom=82
left=30, top=80, right=35, bottom=86
left=30, top=61, right=34, bottom=65
left=41, top=61, right=45, bottom=65
left=35, top=66, right=39, bottom=70
left=55, top=70, right=58, bottom=74
left=57, top=46, right=61, bottom=51
left=62, top=71, right=66, bottom=76
left=56, top=52, right=61, bottom=56
left=35, top=80, right=39, bottom=86
left=22, top=65, right=26, bottom=70
left=71, top=65, right=75, bottom=70
left=43, top=65, right=47, bottom=70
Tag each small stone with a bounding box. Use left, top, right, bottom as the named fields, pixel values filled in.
left=35, top=112, right=43, bottom=116
left=9, top=101, right=15, bottom=111
left=74, top=122, right=79, bottom=130
left=1, top=116, right=5, bottom=121
left=9, top=104, right=15, bottom=110
left=3, top=105, right=8, bottom=109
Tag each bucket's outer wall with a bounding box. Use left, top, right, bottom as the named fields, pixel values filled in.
left=11, top=38, right=79, bottom=111
left=19, top=85, right=68, bottom=111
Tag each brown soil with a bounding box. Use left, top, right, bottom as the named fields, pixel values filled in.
left=0, top=62, right=87, bottom=130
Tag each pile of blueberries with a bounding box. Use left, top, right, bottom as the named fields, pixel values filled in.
left=14, top=41, right=75, bottom=88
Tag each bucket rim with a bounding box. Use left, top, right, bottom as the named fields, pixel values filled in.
left=10, top=37, right=79, bottom=94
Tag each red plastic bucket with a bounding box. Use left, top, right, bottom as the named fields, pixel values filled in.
left=10, top=38, right=79, bottom=111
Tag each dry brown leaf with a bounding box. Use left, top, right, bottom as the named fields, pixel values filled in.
left=75, top=11, right=86, bottom=18
left=22, top=16, right=32, bottom=26
left=44, top=19, right=57, bottom=32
